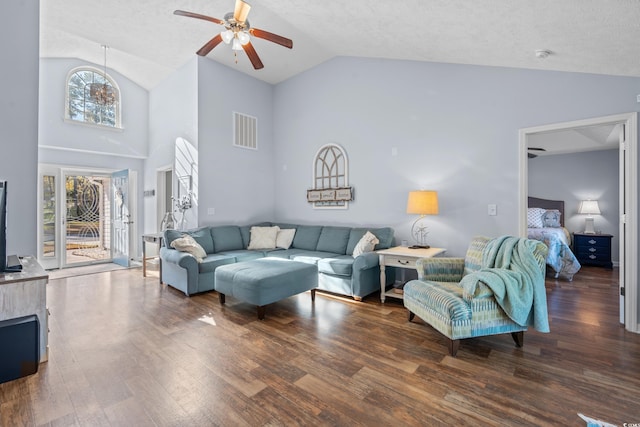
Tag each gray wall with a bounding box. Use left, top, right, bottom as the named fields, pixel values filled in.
left=0, top=0, right=39, bottom=257
left=272, top=57, right=640, bottom=258
left=144, top=59, right=198, bottom=233
left=196, top=57, right=275, bottom=225
left=38, top=57, right=148, bottom=258
left=529, top=149, right=620, bottom=262
left=39, top=58, right=149, bottom=158
left=144, top=57, right=276, bottom=231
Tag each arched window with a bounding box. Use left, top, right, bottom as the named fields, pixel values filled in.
left=65, top=67, right=121, bottom=128
left=311, top=143, right=351, bottom=209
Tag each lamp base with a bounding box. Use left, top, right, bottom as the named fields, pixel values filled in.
left=584, top=217, right=596, bottom=234
left=409, top=245, right=430, bottom=249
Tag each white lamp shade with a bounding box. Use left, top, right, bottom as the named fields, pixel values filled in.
left=579, top=200, right=601, bottom=215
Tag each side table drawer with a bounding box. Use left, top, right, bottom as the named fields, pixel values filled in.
left=384, top=255, right=418, bottom=269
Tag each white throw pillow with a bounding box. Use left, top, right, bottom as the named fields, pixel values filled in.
left=276, top=228, right=296, bottom=249
left=248, top=226, right=279, bottom=250
left=170, top=234, right=207, bottom=263
left=527, top=208, right=546, bottom=228
left=352, top=231, right=380, bottom=257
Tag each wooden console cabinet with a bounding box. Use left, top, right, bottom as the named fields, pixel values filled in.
left=0, top=256, right=49, bottom=362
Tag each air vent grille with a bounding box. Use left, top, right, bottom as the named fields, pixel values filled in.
left=233, top=112, right=257, bottom=150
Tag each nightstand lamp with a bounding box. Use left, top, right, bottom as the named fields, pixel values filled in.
left=578, top=199, right=600, bottom=234
left=406, top=190, right=439, bottom=249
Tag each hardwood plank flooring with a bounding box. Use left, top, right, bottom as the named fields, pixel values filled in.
left=1, top=265, right=638, bottom=426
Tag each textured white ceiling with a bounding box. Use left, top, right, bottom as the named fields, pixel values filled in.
left=41, top=0, right=640, bottom=91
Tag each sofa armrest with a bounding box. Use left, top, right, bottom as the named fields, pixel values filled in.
left=352, top=251, right=379, bottom=271
left=416, top=257, right=465, bottom=282
left=160, top=247, right=198, bottom=270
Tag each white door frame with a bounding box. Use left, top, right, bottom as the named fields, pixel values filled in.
left=36, top=164, right=138, bottom=270
left=518, top=112, right=638, bottom=334
left=156, top=165, right=173, bottom=232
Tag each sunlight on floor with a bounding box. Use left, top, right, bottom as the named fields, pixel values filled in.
left=198, top=313, right=217, bottom=326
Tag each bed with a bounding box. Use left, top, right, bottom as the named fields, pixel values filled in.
left=527, top=197, right=581, bottom=281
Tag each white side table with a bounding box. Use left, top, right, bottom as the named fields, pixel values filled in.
left=377, top=246, right=446, bottom=303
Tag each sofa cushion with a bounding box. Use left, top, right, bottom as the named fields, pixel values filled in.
left=190, top=228, right=215, bottom=254
left=211, top=226, right=244, bottom=253
left=292, top=225, right=323, bottom=250
left=346, top=228, right=394, bottom=255
left=317, top=255, right=354, bottom=277
left=240, top=222, right=272, bottom=248
left=165, top=228, right=214, bottom=254
left=216, top=250, right=265, bottom=263
left=170, top=235, right=207, bottom=262
left=463, top=236, right=491, bottom=276
left=264, top=248, right=308, bottom=259
left=316, top=227, right=351, bottom=254
left=164, top=229, right=183, bottom=248
left=276, top=228, right=296, bottom=249
left=248, top=226, right=279, bottom=249
left=291, top=251, right=340, bottom=265
left=404, top=280, right=472, bottom=322
left=352, top=231, right=380, bottom=257
left=198, top=254, right=237, bottom=274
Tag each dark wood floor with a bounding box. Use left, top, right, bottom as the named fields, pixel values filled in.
left=1, top=264, right=638, bottom=426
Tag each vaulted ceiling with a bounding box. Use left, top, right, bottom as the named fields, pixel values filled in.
left=41, top=0, right=640, bottom=91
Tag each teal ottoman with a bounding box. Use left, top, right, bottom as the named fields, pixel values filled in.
left=214, top=258, right=318, bottom=320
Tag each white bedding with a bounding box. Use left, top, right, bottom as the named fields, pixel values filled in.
left=527, top=226, right=580, bottom=280
left=527, top=227, right=570, bottom=246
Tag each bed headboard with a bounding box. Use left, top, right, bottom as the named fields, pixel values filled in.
left=528, top=196, right=565, bottom=227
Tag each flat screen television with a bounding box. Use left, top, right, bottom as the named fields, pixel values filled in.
left=0, top=181, right=6, bottom=272
left=0, top=181, right=22, bottom=272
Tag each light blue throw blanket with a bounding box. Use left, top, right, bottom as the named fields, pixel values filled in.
left=460, top=236, right=550, bottom=333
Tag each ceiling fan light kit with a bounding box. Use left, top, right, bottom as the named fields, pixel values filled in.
left=174, top=0, right=292, bottom=70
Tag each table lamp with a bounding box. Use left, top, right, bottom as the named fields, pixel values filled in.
left=406, top=190, right=439, bottom=249
left=578, top=199, right=600, bottom=234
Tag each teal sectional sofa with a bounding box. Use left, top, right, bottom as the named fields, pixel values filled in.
left=159, top=223, right=395, bottom=300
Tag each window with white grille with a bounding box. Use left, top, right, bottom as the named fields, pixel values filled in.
left=233, top=112, right=257, bottom=150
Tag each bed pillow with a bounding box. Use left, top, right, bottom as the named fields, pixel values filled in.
left=248, top=226, right=279, bottom=250
left=542, top=209, right=562, bottom=228
left=352, top=231, right=380, bottom=257
left=527, top=208, right=546, bottom=228
left=276, top=229, right=296, bottom=249
left=170, top=234, right=207, bottom=263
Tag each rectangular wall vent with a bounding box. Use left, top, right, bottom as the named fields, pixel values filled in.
left=233, top=112, right=258, bottom=150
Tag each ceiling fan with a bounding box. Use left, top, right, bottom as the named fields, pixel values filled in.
left=528, top=147, right=546, bottom=159
left=174, top=0, right=293, bottom=70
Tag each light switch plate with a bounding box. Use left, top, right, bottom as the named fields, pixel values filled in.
left=488, top=204, right=497, bottom=216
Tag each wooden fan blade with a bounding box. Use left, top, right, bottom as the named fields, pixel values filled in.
left=233, top=0, right=251, bottom=23
left=250, top=28, right=293, bottom=49
left=197, top=34, right=224, bottom=56
left=174, top=10, right=224, bottom=26
left=242, top=42, right=264, bottom=69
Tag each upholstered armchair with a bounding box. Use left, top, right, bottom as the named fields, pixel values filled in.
left=403, top=236, right=549, bottom=356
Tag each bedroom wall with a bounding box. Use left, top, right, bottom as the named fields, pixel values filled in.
left=272, top=56, right=640, bottom=258
left=0, top=0, right=39, bottom=257
left=528, top=149, right=620, bottom=262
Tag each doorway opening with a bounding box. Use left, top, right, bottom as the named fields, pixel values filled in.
left=519, top=112, right=638, bottom=333
left=38, top=165, right=137, bottom=272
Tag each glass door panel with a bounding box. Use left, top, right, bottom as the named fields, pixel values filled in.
left=64, top=174, right=111, bottom=266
